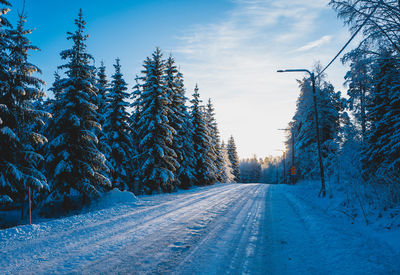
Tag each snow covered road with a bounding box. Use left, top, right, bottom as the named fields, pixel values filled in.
left=1, top=183, right=399, bottom=274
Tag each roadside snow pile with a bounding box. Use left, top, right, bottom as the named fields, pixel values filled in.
left=280, top=180, right=400, bottom=252
left=281, top=181, right=398, bottom=227
left=88, top=188, right=138, bottom=211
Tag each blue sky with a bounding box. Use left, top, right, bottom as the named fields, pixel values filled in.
left=9, top=0, right=353, bottom=159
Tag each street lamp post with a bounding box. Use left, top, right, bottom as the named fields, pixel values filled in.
left=277, top=69, right=326, bottom=197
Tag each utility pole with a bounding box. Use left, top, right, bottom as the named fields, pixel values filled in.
left=282, top=151, right=286, bottom=185
left=277, top=69, right=326, bottom=197
left=291, top=128, right=295, bottom=184
left=278, top=128, right=295, bottom=185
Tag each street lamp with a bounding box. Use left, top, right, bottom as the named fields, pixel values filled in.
left=277, top=69, right=326, bottom=197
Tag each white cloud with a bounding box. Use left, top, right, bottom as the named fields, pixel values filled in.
left=295, top=35, right=332, bottom=52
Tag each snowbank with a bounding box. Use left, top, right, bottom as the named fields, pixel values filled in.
left=88, top=188, right=138, bottom=211
left=280, top=180, right=400, bottom=253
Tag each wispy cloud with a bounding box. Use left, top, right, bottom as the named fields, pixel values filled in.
left=295, top=35, right=332, bottom=52
left=172, top=0, right=348, bottom=158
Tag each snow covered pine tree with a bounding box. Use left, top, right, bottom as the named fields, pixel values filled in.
left=190, top=85, right=217, bottom=186
left=363, top=50, right=400, bottom=184
left=0, top=11, right=49, bottom=216
left=221, top=141, right=234, bottom=183
left=95, top=61, right=109, bottom=128
left=227, top=135, right=240, bottom=182
left=132, top=48, right=178, bottom=194
left=101, top=58, right=135, bottom=191
left=46, top=10, right=110, bottom=206
left=165, top=55, right=196, bottom=189
left=206, top=98, right=225, bottom=182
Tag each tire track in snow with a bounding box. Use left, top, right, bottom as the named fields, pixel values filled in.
left=80, top=185, right=264, bottom=274
left=1, top=184, right=247, bottom=274
left=172, top=184, right=268, bottom=275
left=0, top=184, right=231, bottom=250
left=1, top=184, right=232, bottom=252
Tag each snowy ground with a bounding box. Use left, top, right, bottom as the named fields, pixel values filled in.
left=1, top=183, right=399, bottom=274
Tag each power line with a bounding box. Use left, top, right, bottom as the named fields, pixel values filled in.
left=317, top=0, right=384, bottom=79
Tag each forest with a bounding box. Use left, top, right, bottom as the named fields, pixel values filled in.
left=0, top=2, right=241, bottom=221
left=1, top=1, right=400, bottom=273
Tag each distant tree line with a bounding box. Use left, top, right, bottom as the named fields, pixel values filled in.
left=239, top=156, right=283, bottom=184
left=0, top=5, right=241, bottom=216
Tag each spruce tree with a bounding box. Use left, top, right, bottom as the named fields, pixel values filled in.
left=0, top=0, right=13, bottom=205
left=289, top=67, right=344, bottom=179
left=363, top=49, right=400, bottom=183
left=190, top=84, right=216, bottom=185
left=101, top=58, right=135, bottom=190
left=342, top=49, right=372, bottom=141
left=0, top=14, right=49, bottom=209
left=46, top=10, right=110, bottom=204
left=129, top=75, right=143, bottom=194
left=0, top=0, right=11, bottom=98
left=133, top=48, right=178, bottom=193
left=290, top=78, right=318, bottom=177
left=96, top=61, right=109, bottom=127
left=206, top=98, right=224, bottom=182
left=221, top=141, right=234, bottom=183
left=227, top=135, right=240, bottom=182
left=95, top=61, right=109, bottom=164
left=164, top=55, right=195, bottom=189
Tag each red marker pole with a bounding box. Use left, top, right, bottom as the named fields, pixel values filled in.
left=28, top=186, right=31, bottom=225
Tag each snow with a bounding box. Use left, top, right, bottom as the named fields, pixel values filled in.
left=0, top=194, right=12, bottom=205
left=0, top=126, right=17, bottom=140
left=0, top=183, right=399, bottom=274
left=88, top=188, right=138, bottom=211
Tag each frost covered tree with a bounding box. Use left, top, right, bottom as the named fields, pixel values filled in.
left=94, top=62, right=110, bottom=175
left=318, top=82, right=345, bottom=160
left=330, top=0, right=400, bottom=202
left=164, top=55, right=195, bottom=189
left=95, top=61, right=109, bottom=128
left=227, top=135, right=240, bottom=182
left=0, top=13, right=49, bottom=211
left=46, top=10, right=110, bottom=204
left=206, top=99, right=224, bottom=182
left=329, top=0, right=400, bottom=53
left=0, top=0, right=13, bottom=205
left=0, top=0, right=11, bottom=100
left=190, top=84, right=217, bottom=185
left=49, top=71, right=61, bottom=101
left=291, top=78, right=316, bottom=178
left=239, top=157, right=262, bottom=183
left=363, top=49, right=400, bottom=185
left=129, top=75, right=143, bottom=194
left=342, top=48, right=373, bottom=141
left=132, top=48, right=178, bottom=193
left=289, top=66, right=344, bottom=180
left=221, top=141, right=234, bottom=183
left=101, top=58, right=135, bottom=190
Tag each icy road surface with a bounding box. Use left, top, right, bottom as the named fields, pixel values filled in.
left=1, top=183, right=399, bottom=274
